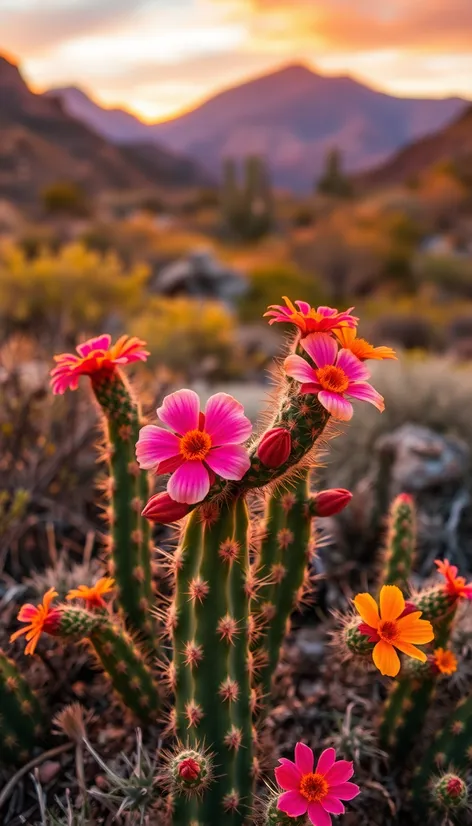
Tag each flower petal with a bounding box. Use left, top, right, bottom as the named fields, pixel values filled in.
left=277, top=791, right=308, bottom=817
left=322, top=796, right=345, bottom=815
left=204, top=393, right=253, bottom=446
left=329, top=782, right=361, bottom=801
left=396, top=614, right=434, bottom=643
left=284, top=354, right=318, bottom=385
left=380, top=585, right=405, bottom=621
left=394, top=640, right=427, bottom=662
left=275, top=758, right=302, bottom=791
left=302, top=332, right=338, bottom=368
left=205, top=444, right=251, bottom=481
left=316, top=747, right=337, bottom=776
left=348, top=382, right=385, bottom=412
left=76, top=334, right=111, bottom=357
left=307, top=802, right=332, bottom=826
left=336, top=349, right=370, bottom=381
left=318, top=391, right=353, bottom=421
left=373, top=640, right=400, bottom=677
left=167, top=461, right=210, bottom=504
left=353, top=593, right=380, bottom=628
left=157, top=389, right=200, bottom=435
left=135, top=426, right=180, bottom=470
left=294, top=742, right=314, bottom=774
left=325, top=760, right=354, bottom=786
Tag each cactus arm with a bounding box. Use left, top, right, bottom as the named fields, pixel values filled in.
left=380, top=494, right=416, bottom=590
left=0, top=650, right=44, bottom=765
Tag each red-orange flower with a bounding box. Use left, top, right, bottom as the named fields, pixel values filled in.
left=66, top=577, right=115, bottom=609
left=354, top=585, right=434, bottom=677
left=50, top=334, right=149, bottom=394
left=433, top=647, right=458, bottom=676
left=264, top=297, right=358, bottom=336
left=10, top=588, right=62, bottom=655
left=435, top=559, right=472, bottom=600
left=335, top=326, right=397, bottom=361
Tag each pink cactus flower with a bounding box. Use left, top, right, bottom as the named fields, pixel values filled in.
left=50, top=334, right=149, bottom=394
left=284, top=332, right=384, bottom=421
left=264, top=297, right=358, bottom=337
left=136, top=389, right=252, bottom=505
left=276, top=743, right=360, bottom=826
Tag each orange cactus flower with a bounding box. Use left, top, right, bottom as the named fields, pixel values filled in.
left=354, top=585, right=434, bottom=677
left=433, top=648, right=458, bottom=676
left=435, top=559, right=472, bottom=600
left=67, top=577, right=115, bottom=609
left=264, top=297, right=358, bottom=336
left=335, top=326, right=397, bottom=361
left=10, top=588, right=62, bottom=655
left=50, top=334, right=149, bottom=395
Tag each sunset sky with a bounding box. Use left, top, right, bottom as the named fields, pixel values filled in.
left=1, top=0, right=472, bottom=121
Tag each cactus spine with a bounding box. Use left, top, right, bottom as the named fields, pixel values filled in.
left=0, top=650, right=44, bottom=764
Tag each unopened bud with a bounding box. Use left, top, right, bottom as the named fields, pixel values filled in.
left=142, top=492, right=190, bottom=524
left=311, top=488, right=352, bottom=517
left=257, top=428, right=292, bottom=468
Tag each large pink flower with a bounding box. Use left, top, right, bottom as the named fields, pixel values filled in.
left=51, top=334, right=149, bottom=394
left=264, top=297, right=358, bottom=336
left=276, top=743, right=360, bottom=826
left=136, top=389, right=252, bottom=505
left=284, top=332, right=384, bottom=421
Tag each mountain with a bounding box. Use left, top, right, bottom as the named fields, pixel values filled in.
left=49, top=64, right=468, bottom=192
left=0, top=55, right=209, bottom=205
left=354, top=104, right=472, bottom=188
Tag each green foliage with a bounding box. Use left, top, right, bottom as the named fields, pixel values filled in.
left=239, top=263, right=325, bottom=324
left=415, top=253, right=472, bottom=299
left=221, top=155, right=273, bottom=241
left=317, top=148, right=352, bottom=198
left=41, top=181, right=90, bottom=216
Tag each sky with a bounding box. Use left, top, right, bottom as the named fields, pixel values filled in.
left=1, top=0, right=472, bottom=121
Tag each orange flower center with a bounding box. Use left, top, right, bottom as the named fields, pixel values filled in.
left=316, top=365, right=349, bottom=394
left=378, top=619, right=400, bottom=643
left=180, top=429, right=212, bottom=462
left=299, top=772, right=329, bottom=803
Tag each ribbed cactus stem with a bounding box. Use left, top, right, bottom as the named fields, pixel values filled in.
left=380, top=675, right=436, bottom=759
left=91, top=368, right=154, bottom=643
left=229, top=497, right=253, bottom=825
left=0, top=650, right=44, bottom=764
left=414, top=586, right=456, bottom=623
left=88, top=622, right=160, bottom=722
left=380, top=493, right=416, bottom=590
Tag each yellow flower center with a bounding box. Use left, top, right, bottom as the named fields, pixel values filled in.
left=180, top=429, right=212, bottom=462
left=378, top=619, right=400, bottom=643
left=299, top=772, right=329, bottom=803
left=316, top=365, right=349, bottom=394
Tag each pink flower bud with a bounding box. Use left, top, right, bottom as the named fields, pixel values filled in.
left=257, top=428, right=292, bottom=468
left=446, top=777, right=465, bottom=798
left=178, top=757, right=201, bottom=781
left=312, top=488, right=352, bottom=517
left=142, top=492, right=190, bottom=524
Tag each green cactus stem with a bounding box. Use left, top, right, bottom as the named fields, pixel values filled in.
left=379, top=674, right=436, bottom=760
left=380, top=493, right=416, bottom=591
left=0, top=649, right=44, bottom=765
left=413, top=586, right=456, bottom=624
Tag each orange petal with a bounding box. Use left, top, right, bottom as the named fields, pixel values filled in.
left=336, top=326, right=356, bottom=347
left=353, top=593, right=380, bottom=628
left=379, top=585, right=405, bottom=621
left=373, top=640, right=400, bottom=677
left=9, top=626, right=29, bottom=643
left=397, top=617, right=434, bottom=644
left=394, top=640, right=427, bottom=662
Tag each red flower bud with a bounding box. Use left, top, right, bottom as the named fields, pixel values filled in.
left=446, top=777, right=465, bottom=799
left=312, top=488, right=352, bottom=517
left=257, top=428, right=292, bottom=468
left=178, top=757, right=201, bottom=781
left=397, top=492, right=414, bottom=504
left=142, top=492, right=190, bottom=524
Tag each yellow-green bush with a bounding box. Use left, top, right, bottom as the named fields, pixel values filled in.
left=239, top=263, right=326, bottom=323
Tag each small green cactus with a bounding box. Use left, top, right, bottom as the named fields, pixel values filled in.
left=380, top=493, right=416, bottom=590
left=0, top=649, right=44, bottom=764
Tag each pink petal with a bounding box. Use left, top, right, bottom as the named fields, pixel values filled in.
left=307, top=802, right=332, bottom=826
left=322, top=796, right=345, bottom=815
left=157, top=389, right=200, bottom=435
left=275, top=759, right=302, bottom=791
left=284, top=354, right=318, bottom=384
left=157, top=455, right=184, bottom=474
left=300, top=382, right=323, bottom=395
left=336, top=349, right=370, bottom=381
left=325, top=761, right=354, bottom=786
left=329, top=782, right=360, bottom=801
left=302, top=332, right=338, bottom=368
left=318, top=391, right=353, bottom=421
left=204, top=393, right=253, bottom=446
left=348, top=382, right=385, bottom=412
left=294, top=742, right=314, bottom=774
left=316, top=306, right=337, bottom=318
left=76, top=334, right=111, bottom=357
left=316, top=748, right=337, bottom=776
left=167, top=461, right=210, bottom=504
left=277, top=791, right=308, bottom=817
left=135, top=426, right=180, bottom=470
left=205, top=444, right=250, bottom=481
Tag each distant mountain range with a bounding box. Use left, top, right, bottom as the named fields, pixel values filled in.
left=49, top=64, right=468, bottom=192
left=0, top=55, right=209, bottom=205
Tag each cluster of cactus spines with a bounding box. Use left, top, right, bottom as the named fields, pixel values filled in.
left=380, top=493, right=416, bottom=590
left=0, top=650, right=44, bottom=764
left=430, top=772, right=469, bottom=812
left=167, top=747, right=213, bottom=798
left=92, top=368, right=155, bottom=644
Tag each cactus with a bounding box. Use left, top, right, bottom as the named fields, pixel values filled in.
left=430, top=773, right=469, bottom=812
left=380, top=493, right=416, bottom=590
left=0, top=649, right=44, bottom=764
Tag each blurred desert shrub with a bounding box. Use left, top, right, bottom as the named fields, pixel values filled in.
left=414, top=254, right=472, bottom=298
left=239, top=263, right=325, bottom=323
left=41, top=181, right=90, bottom=217
left=130, top=296, right=242, bottom=380
left=0, top=242, right=147, bottom=345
